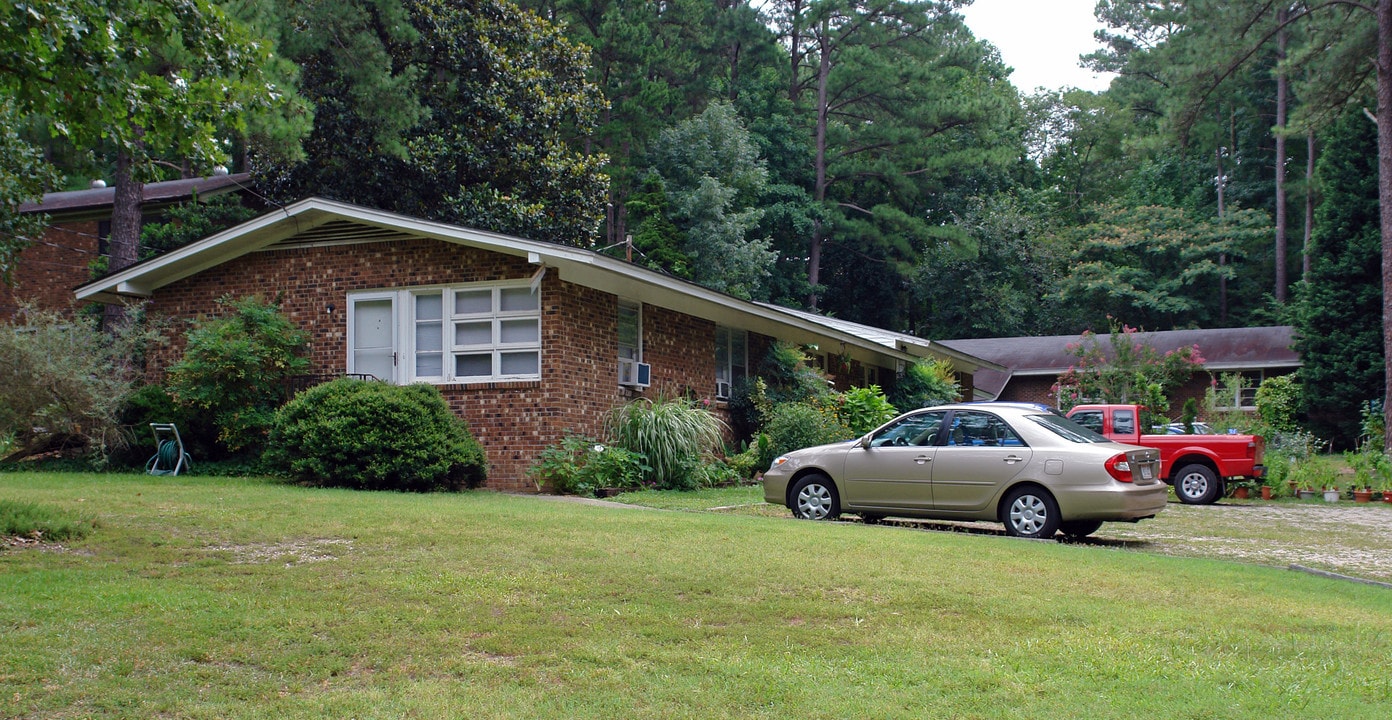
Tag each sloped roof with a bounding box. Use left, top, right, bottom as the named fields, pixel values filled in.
left=20, top=173, right=252, bottom=220
left=75, top=197, right=999, bottom=374
left=939, top=326, right=1300, bottom=398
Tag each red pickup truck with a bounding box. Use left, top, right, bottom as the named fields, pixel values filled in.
left=1065, top=404, right=1265, bottom=505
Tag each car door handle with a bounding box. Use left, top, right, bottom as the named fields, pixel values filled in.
left=914, top=455, right=932, bottom=464
left=1002, top=455, right=1025, bottom=464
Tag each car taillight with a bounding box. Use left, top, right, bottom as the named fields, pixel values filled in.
left=1105, top=453, right=1135, bottom=483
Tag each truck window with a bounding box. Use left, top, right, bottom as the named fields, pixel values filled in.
left=1112, top=409, right=1135, bottom=435
left=1071, top=410, right=1103, bottom=434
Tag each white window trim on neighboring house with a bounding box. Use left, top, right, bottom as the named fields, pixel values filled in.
left=1212, top=370, right=1262, bottom=411
left=347, top=280, right=542, bottom=384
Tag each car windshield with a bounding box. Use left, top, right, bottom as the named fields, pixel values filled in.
left=1025, top=413, right=1112, bottom=443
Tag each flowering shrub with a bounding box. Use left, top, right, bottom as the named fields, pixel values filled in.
left=1052, top=320, right=1204, bottom=425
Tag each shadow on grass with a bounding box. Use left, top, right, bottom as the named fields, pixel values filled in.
left=850, top=515, right=1153, bottom=548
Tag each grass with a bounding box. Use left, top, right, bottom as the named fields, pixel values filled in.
left=3, top=471, right=1392, bottom=719
left=0, top=498, right=96, bottom=541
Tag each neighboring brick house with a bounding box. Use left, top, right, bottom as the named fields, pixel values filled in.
left=4, top=173, right=252, bottom=320
left=75, top=197, right=997, bottom=490
left=939, top=327, right=1301, bottom=416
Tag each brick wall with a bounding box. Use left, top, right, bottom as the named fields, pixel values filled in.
left=144, top=237, right=732, bottom=490
left=1, top=220, right=100, bottom=320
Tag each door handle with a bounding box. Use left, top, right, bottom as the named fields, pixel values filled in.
left=1002, top=455, right=1024, bottom=464
left=914, top=455, right=932, bottom=465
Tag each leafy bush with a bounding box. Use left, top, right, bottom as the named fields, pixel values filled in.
left=1255, top=374, right=1302, bottom=435
left=726, top=376, right=772, bottom=443
left=758, top=402, right=853, bottom=471
left=1360, top=400, right=1385, bottom=453
left=757, top=341, right=832, bottom=404
left=140, top=194, right=257, bottom=260
left=265, top=378, right=486, bottom=492
left=111, top=384, right=219, bottom=469
left=167, top=295, right=310, bottom=453
left=0, top=500, right=95, bottom=541
left=889, top=358, right=961, bottom=410
left=0, top=304, right=161, bottom=461
left=529, top=435, right=649, bottom=496
left=606, top=396, right=726, bottom=490
left=836, top=385, right=897, bottom=435
left=1346, top=448, right=1392, bottom=491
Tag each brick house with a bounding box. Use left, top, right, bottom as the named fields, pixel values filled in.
left=75, top=197, right=997, bottom=490
left=939, top=327, right=1301, bottom=416
left=4, top=173, right=252, bottom=320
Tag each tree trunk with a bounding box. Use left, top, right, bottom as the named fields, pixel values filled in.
left=1216, top=145, right=1228, bottom=323
left=806, top=26, right=833, bottom=311
left=1304, top=129, right=1315, bottom=281
left=1377, top=0, right=1392, bottom=454
left=1274, top=9, right=1289, bottom=302
left=105, top=148, right=143, bottom=329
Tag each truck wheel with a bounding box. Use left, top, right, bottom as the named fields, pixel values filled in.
left=1174, top=463, right=1222, bottom=505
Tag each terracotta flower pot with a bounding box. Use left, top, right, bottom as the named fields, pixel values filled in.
left=1233, top=486, right=1250, bottom=500
left=1260, top=485, right=1273, bottom=500
left=1353, top=489, right=1373, bottom=503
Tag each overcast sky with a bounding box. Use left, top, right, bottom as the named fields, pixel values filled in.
left=959, top=0, right=1116, bottom=93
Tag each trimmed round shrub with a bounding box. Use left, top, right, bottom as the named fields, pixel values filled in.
left=265, top=378, right=486, bottom=491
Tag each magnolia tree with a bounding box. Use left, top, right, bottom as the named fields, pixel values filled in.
left=1053, top=322, right=1205, bottom=429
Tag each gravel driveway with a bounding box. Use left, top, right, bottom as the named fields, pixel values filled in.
left=879, top=499, right=1392, bottom=584
left=1100, top=499, right=1392, bottom=583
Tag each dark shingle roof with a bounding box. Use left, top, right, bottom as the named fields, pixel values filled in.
left=939, top=326, right=1300, bottom=398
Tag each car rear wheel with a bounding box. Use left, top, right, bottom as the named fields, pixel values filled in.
left=1174, top=463, right=1222, bottom=505
left=1001, top=486, right=1060, bottom=539
left=1059, top=520, right=1104, bottom=538
left=790, top=474, right=840, bottom=521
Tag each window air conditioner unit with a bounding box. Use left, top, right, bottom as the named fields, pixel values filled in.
left=716, top=381, right=731, bottom=400
left=619, top=359, right=651, bottom=388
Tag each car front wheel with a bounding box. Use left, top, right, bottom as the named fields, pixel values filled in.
left=1001, top=486, right=1061, bottom=539
left=1174, top=463, right=1222, bottom=505
left=790, top=474, right=840, bottom=521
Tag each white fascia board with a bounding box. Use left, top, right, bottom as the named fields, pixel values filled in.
left=550, top=259, right=925, bottom=367
left=76, top=198, right=338, bottom=300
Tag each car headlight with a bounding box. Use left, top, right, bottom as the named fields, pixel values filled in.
left=771, top=455, right=790, bottom=469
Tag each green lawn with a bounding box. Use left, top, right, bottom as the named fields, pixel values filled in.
left=3, top=472, right=1391, bottom=719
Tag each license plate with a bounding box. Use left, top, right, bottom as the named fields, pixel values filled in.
left=1141, top=466, right=1153, bottom=480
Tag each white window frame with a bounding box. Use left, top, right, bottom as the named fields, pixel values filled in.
left=1213, top=371, right=1262, bottom=411
left=618, top=299, right=643, bottom=363
left=715, top=326, right=748, bottom=398
left=347, top=281, right=542, bottom=384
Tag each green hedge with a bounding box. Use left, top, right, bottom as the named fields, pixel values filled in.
left=265, top=379, right=486, bottom=492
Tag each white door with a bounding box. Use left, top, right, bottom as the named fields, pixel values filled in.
left=349, top=295, right=396, bottom=382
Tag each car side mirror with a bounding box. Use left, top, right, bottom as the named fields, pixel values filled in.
left=855, top=435, right=873, bottom=449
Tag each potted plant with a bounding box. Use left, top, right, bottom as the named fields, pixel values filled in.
left=1230, top=481, right=1252, bottom=500
left=1322, top=484, right=1341, bottom=502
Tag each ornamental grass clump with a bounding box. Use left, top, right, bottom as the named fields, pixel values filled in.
left=265, top=378, right=486, bottom=492
left=606, top=396, right=726, bottom=491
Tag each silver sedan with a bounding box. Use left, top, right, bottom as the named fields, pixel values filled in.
left=762, top=403, right=1167, bottom=539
